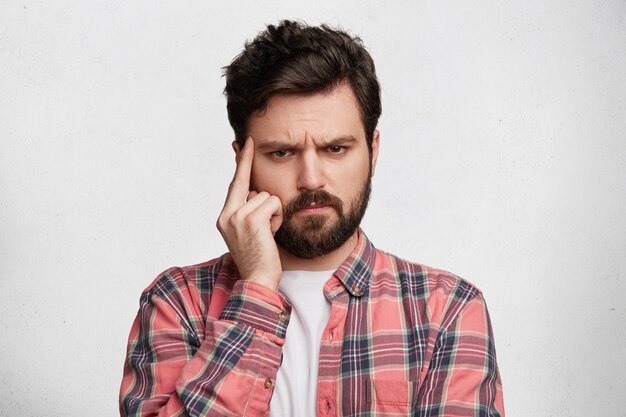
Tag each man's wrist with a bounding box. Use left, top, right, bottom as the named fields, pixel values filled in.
left=245, top=274, right=281, bottom=292
left=219, top=280, right=291, bottom=339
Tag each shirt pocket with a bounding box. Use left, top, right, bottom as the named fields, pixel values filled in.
left=366, top=378, right=419, bottom=415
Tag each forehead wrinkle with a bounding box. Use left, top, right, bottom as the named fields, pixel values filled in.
left=255, top=125, right=331, bottom=147
left=248, top=84, right=365, bottom=149
left=253, top=111, right=325, bottom=139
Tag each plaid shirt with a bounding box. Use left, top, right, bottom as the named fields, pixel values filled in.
left=120, top=231, right=504, bottom=416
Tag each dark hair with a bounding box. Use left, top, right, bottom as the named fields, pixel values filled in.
left=223, top=20, right=381, bottom=151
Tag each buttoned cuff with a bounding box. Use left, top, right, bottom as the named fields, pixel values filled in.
left=219, top=280, right=291, bottom=339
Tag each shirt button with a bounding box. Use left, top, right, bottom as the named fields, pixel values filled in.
left=354, top=287, right=362, bottom=295
left=278, top=311, right=288, bottom=321
left=264, top=378, right=273, bottom=389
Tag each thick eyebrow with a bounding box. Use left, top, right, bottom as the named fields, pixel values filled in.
left=255, top=135, right=358, bottom=151
left=320, top=135, right=358, bottom=147
left=255, top=140, right=297, bottom=151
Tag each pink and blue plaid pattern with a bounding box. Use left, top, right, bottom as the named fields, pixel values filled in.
left=120, top=231, right=504, bottom=416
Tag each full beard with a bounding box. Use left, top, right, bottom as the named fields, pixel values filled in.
left=274, top=177, right=371, bottom=259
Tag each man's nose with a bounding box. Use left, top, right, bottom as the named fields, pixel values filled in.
left=296, top=152, right=325, bottom=191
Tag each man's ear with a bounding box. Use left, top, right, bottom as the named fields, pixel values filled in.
left=232, top=140, right=240, bottom=160
left=370, top=129, right=380, bottom=177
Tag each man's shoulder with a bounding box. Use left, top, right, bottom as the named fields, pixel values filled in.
left=370, top=248, right=486, bottom=328
left=141, top=253, right=238, bottom=298
left=372, top=247, right=483, bottom=303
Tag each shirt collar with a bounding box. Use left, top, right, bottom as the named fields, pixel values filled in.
left=333, top=228, right=376, bottom=297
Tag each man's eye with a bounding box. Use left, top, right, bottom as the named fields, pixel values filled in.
left=271, top=150, right=291, bottom=158
left=328, top=145, right=345, bottom=154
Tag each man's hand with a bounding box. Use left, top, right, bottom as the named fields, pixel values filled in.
left=216, top=138, right=284, bottom=291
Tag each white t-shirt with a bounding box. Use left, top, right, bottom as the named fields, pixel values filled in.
left=269, top=270, right=334, bottom=417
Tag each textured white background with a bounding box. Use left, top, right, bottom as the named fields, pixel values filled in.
left=1, top=1, right=625, bottom=416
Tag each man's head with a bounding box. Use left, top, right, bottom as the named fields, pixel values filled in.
left=223, top=20, right=381, bottom=153
left=223, top=21, right=381, bottom=259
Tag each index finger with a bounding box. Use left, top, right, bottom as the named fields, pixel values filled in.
left=223, top=137, right=254, bottom=212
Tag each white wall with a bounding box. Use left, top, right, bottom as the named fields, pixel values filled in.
left=1, top=1, right=624, bottom=416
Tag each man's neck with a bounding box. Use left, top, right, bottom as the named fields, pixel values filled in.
left=278, top=231, right=359, bottom=272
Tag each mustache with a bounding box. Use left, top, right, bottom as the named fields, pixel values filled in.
left=283, top=190, right=344, bottom=218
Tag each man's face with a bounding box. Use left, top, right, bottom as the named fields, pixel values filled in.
left=245, top=83, right=380, bottom=259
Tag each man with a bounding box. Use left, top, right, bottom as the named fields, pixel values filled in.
left=120, top=20, right=505, bottom=417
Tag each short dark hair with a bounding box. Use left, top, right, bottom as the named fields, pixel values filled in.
left=223, top=20, right=381, bottom=151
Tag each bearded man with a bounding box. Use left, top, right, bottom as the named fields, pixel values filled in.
left=120, top=20, right=505, bottom=417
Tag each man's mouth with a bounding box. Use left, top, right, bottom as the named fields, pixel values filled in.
left=297, top=202, right=331, bottom=212
left=283, top=190, right=344, bottom=220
